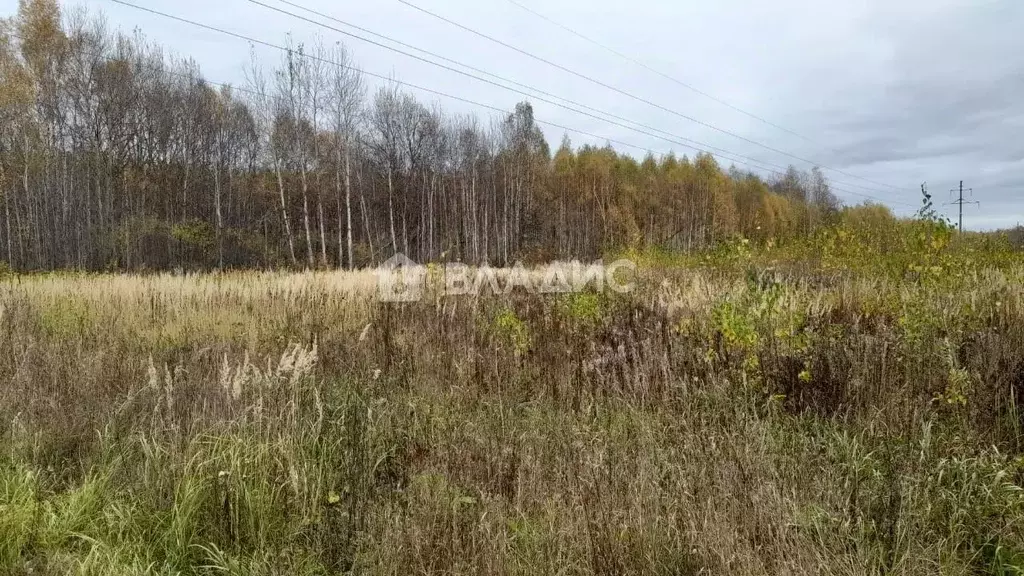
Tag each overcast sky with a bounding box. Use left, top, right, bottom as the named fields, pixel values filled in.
left=3, top=0, right=1022, bottom=229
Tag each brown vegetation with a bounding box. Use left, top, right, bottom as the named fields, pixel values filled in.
left=3, top=222, right=1024, bottom=573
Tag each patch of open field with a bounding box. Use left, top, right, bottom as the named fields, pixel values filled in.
left=3, top=250, right=1024, bottom=574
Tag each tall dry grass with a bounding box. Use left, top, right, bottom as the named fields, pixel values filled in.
left=1, top=262, right=1024, bottom=575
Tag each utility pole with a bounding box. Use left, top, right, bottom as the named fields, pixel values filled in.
left=947, top=181, right=978, bottom=232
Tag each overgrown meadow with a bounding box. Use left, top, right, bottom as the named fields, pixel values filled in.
left=3, top=217, right=1024, bottom=575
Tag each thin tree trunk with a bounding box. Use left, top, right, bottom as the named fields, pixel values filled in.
left=345, top=144, right=354, bottom=269
left=387, top=165, right=398, bottom=256
left=274, top=156, right=297, bottom=265
left=358, top=166, right=374, bottom=264
left=317, top=193, right=327, bottom=267
left=334, top=138, right=345, bottom=267
left=214, top=138, right=224, bottom=269
left=300, top=161, right=314, bottom=268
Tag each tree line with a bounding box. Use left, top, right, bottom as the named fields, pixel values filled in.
left=0, top=0, right=844, bottom=271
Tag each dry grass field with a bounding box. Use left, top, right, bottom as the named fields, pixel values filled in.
left=3, top=235, right=1024, bottom=575
left=3, top=1, right=1023, bottom=573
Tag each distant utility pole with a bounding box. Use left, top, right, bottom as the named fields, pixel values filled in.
left=948, top=180, right=979, bottom=232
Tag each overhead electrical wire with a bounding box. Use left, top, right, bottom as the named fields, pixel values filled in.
left=101, top=0, right=914, bottom=207
left=91, top=1, right=754, bottom=173
left=248, top=1, right=784, bottom=178
left=249, top=0, right=909, bottom=204
left=502, top=0, right=829, bottom=147
left=241, top=0, right=914, bottom=206
left=395, top=0, right=912, bottom=196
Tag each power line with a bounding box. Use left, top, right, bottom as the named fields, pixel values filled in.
left=946, top=180, right=979, bottom=232
left=99, top=0, right=912, bottom=207
left=396, top=0, right=911, bottom=196
left=93, top=1, right=726, bottom=165
left=244, top=0, right=914, bottom=206
left=249, top=2, right=793, bottom=178
left=105, top=0, right=787, bottom=184
left=7, top=22, right=656, bottom=171
left=260, top=0, right=785, bottom=171
left=502, top=0, right=823, bottom=147
left=258, top=0, right=913, bottom=200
